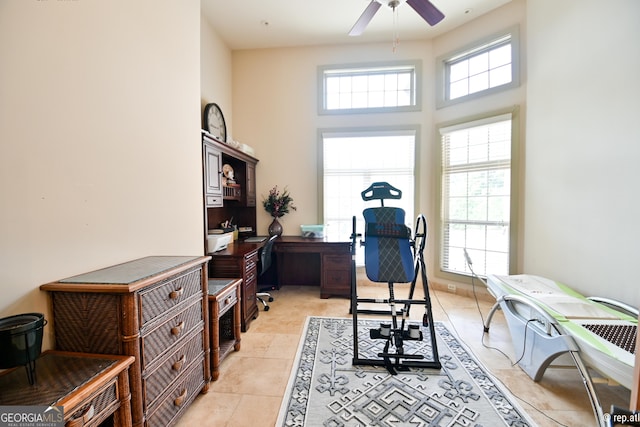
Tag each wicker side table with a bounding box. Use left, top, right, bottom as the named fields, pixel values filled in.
left=208, top=278, right=242, bottom=381
left=0, top=350, right=134, bottom=427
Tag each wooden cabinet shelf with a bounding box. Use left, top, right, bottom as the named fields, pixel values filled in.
left=203, top=132, right=260, bottom=330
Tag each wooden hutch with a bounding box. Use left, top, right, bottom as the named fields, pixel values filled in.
left=202, top=131, right=260, bottom=331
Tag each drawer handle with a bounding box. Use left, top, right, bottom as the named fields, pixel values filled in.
left=172, top=354, right=187, bottom=371
left=174, top=388, right=188, bottom=407
left=224, top=296, right=232, bottom=306
left=67, top=404, right=95, bottom=427
left=171, top=321, right=185, bottom=336
left=169, top=287, right=184, bottom=300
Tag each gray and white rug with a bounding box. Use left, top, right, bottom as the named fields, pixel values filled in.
left=277, top=316, right=535, bottom=427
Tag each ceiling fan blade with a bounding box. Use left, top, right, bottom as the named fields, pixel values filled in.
left=406, top=0, right=445, bottom=26
left=349, top=1, right=382, bottom=36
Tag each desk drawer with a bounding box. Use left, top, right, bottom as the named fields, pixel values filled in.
left=324, top=269, right=350, bottom=287
left=65, top=378, right=118, bottom=427
left=244, top=250, right=258, bottom=272
left=141, top=301, right=203, bottom=369
left=139, top=267, right=203, bottom=326
left=323, top=254, right=350, bottom=270
left=321, top=254, right=351, bottom=298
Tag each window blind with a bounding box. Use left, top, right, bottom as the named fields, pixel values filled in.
left=439, top=114, right=512, bottom=277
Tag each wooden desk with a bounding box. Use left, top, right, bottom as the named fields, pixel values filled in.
left=208, top=278, right=242, bottom=381
left=0, top=350, right=134, bottom=427
left=274, top=236, right=351, bottom=299
left=209, top=236, right=351, bottom=325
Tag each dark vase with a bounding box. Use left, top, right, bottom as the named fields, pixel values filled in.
left=268, top=217, right=283, bottom=237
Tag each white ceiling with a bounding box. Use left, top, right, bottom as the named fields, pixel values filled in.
left=201, top=0, right=512, bottom=50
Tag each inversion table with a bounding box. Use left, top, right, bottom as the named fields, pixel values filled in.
left=484, top=274, right=637, bottom=426
left=350, top=182, right=441, bottom=374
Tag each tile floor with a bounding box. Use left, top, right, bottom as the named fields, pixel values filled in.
left=176, top=279, right=630, bottom=427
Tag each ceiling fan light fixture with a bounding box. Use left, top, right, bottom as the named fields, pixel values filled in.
left=387, top=0, right=401, bottom=9
left=349, top=0, right=444, bottom=37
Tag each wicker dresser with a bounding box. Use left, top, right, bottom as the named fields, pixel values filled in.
left=40, top=256, right=211, bottom=427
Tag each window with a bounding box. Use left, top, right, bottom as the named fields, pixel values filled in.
left=321, top=129, right=417, bottom=265
left=438, top=111, right=517, bottom=278
left=319, top=62, right=421, bottom=114
left=437, top=27, right=520, bottom=108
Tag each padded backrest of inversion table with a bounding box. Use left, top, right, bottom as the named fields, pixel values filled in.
left=363, top=207, right=415, bottom=283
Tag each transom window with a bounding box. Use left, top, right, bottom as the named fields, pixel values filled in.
left=319, top=62, right=420, bottom=114
left=448, top=35, right=512, bottom=99
left=437, top=27, right=519, bottom=108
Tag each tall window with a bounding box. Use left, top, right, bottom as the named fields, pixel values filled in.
left=321, top=130, right=416, bottom=264
left=437, top=27, right=519, bottom=108
left=438, top=113, right=515, bottom=278
left=319, top=62, right=420, bottom=114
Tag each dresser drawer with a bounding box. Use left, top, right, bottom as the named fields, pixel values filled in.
left=65, top=378, right=119, bottom=427
left=143, top=331, right=204, bottom=407
left=138, top=267, right=203, bottom=326
left=140, top=301, right=203, bottom=369
left=216, top=285, right=238, bottom=316
left=146, top=361, right=206, bottom=427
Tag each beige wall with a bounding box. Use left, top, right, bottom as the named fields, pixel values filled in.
left=201, top=15, right=233, bottom=133
left=231, top=0, right=527, bottom=285
left=0, top=1, right=203, bottom=346
left=524, top=0, right=640, bottom=304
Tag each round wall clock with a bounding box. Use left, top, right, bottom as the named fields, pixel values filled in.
left=203, top=103, right=227, bottom=142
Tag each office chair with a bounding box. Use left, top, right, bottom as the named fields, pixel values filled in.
left=256, top=234, right=278, bottom=311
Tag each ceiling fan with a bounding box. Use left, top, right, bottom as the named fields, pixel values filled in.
left=349, top=0, right=445, bottom=36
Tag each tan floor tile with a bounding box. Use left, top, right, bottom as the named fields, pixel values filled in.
left=178, top=392, right=241, bottom=426
left=228, top=394, right=283, bottom=427
left=213, top=355, right=291, bottom=396
left=263, top=333, right=303, bottom=359
left=174, top=281, right=632, bottom=427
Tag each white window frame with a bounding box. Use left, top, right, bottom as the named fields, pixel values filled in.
left=436, top=26, right=520, bottom=109
left=436, top=108, right=519, bottom=280
left=318, top=61, right=422, bottom=115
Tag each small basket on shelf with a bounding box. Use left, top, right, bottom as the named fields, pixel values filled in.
left=223, top=184, right=241, bottom=200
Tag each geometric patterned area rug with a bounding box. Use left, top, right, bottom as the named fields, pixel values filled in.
left=277, top=316, right=536, bottom=427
